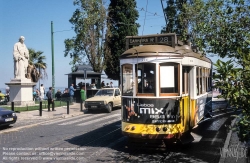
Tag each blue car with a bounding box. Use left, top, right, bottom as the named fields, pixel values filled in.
left=0, top=107, right=17, bottom=126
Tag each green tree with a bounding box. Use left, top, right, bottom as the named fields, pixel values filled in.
left=161, top=0, right=188, bottom=41
left=64, top=0, right=106, bottom=73
left=104, top=0, right=139, bottom=80
left=213, top=57, right=250, bottom=142
left=182, top=0, right=250, bottom=57
left=28, top=48, right=47, bottom=80
left=181, top=0, right=250, bottom=142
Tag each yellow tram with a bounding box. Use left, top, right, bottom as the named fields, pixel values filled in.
left=120, top=33, right=212, bottom=143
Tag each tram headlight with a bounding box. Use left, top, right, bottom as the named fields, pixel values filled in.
left=131, top=126, right=135, bottom=131
left=125, top=126, right=130, bottom=130
left=163, top=127, right=168, bottom=132
left=156, top=127, right=161, bottom=132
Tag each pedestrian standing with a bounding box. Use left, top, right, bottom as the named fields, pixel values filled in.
left=46, top=87, right=54, bottom=111
left=110, top=82, right=113, bottom=88
left=36, top=89, right=40, bottom=101
left=80, top=87, right=86, bottom=111
left=69, top=83, right=75, bottom=103
left=80, top=87, right=86, bottom=101
left=101, top=81, right=105, bottom=88
left=40, top=84, right=45, bottom=100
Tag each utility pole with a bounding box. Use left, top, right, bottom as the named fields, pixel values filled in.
left=51, top=21, right=55, bottom=98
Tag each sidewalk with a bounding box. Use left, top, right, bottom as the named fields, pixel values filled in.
left=15, top=102, right=86, bottom=121
left=219, top=118, right=249, bottom=163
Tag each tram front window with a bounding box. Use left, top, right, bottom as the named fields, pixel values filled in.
left=136, top=63, right=156, bottom=95
left=160, top=63, right=179, bottom=95
left=122, top=64, right=133, bottom=95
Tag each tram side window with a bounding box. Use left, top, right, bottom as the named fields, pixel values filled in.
left=135, top=63, right=156, bottom=95
left=122, top=64, right=133, bottom=96
left=160, top=63, right=179, bottom=95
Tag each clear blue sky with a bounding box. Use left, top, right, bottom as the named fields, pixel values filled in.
left=0, top=0, right=218, bottom=90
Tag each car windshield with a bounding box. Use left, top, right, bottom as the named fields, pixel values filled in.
left=95, top=89, right=114, bottom=96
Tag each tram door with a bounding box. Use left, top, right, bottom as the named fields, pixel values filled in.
left=181, top=66, right=191, bottom=130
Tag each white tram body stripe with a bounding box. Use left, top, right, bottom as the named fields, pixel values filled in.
left=120, top=56, right=211, bottom=68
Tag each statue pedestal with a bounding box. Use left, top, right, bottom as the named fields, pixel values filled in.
left=5, top=78, right=36, bottom=106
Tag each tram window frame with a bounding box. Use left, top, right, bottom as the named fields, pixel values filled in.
left=207, top=69, right=211, bottom=91
left=202, top=68, right=206, bottom=93
left=200, top=68, right=202, bottom=94
left=135, top=63, right=156, bottom=96
left=196, top=67, right=201, bottom=96
left=122, top=64, right=133, bottom=96
left=159, top=62, right=179, bottom=96
left=182, top=67, right=189, bottom=94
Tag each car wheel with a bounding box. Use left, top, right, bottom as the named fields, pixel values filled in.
left=107, top=103, right=112, bottom=113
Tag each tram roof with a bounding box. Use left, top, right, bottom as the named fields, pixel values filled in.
left=121, top=45, right=211, bottom=63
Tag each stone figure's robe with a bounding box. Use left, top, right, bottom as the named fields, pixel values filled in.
left=13, top=42, right=29, bottom=79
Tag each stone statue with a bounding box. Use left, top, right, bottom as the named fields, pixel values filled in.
left=13, top=36, right=29, bottom=79
left=31, top=67, right=40, bottom=82
left=26, top=64, right=40, bottom=82
left=26, top=64, right=32, bottom=79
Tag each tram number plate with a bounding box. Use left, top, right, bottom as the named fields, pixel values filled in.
left=5, top=118, right=13, bottom=122
left=91, top=106, right=97, bottom=108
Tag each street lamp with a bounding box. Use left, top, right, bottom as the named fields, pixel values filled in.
left=51, top=21, right=72, bottom=98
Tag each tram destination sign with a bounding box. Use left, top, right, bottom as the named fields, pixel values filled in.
left=127, top=34, right=176, bottom=47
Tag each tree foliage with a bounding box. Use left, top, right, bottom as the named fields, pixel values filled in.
left=182, top=0, right=250, bottom=57
left=104, top=0, right=139, bottom=80
left=28, top=48, right=47, bottom=80
left=181, top=0, right=250, bottom=142
left=64, top=0, right=106, bottom=73
left=161, top=0, right=188, bottom=41
left=214, top=57, right=250, bottom=142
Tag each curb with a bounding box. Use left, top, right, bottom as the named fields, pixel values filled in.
left=218, top=117, right=237, bottom=163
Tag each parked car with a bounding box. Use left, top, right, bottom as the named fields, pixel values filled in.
left=0, top=107, right=17, bottom=126
left=84, top=88, right=121, bottom=113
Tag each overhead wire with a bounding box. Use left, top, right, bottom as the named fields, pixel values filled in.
left=140, top=0, right=149, bottom=37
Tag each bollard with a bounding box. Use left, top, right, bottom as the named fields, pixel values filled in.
left=52, top=101, right=55, bottom=111
left=67, top=101, right=69, bottom=114
left=39, top=101, right=42, bottom=116
left=80, top=100, right=83, bottom=111
left=11, top=102, right=14, bottom=111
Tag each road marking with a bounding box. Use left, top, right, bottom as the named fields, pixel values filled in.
left=77, top=114, right=120, bottom=126
left=58, top=114, right=108, bottom=125
left=41, top=114, right=105, bottom=125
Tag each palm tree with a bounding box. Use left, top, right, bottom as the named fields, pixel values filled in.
left=28, top=48, right=47, bottom=82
